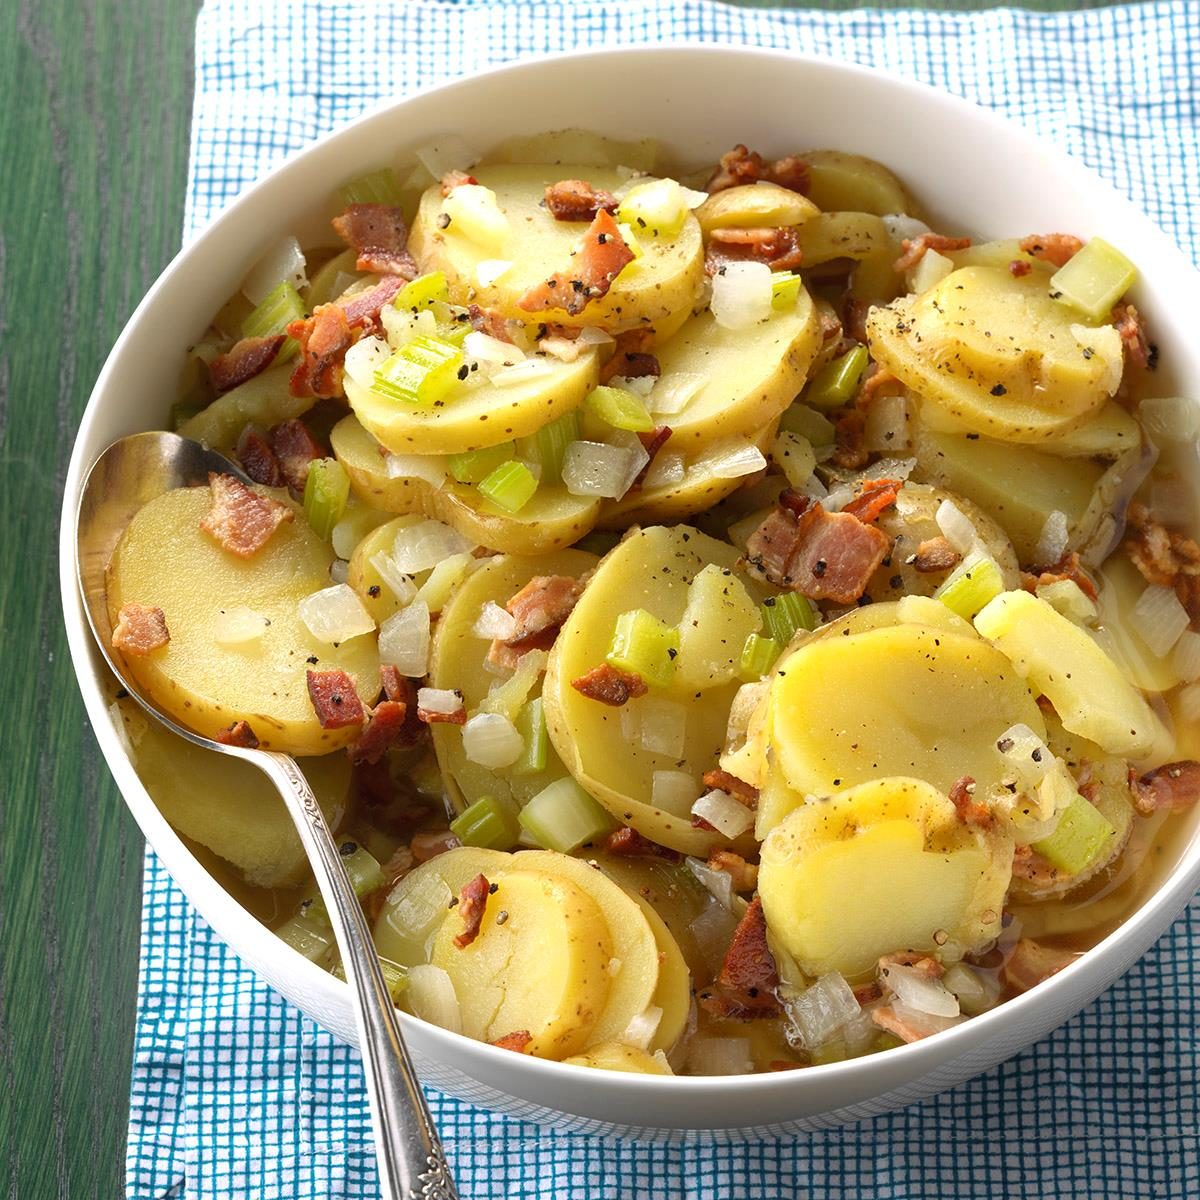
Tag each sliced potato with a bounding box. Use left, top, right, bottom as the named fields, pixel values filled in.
left=305, top=247, right=359, bottom=307
left=626, top=891, right=691, bottom=1054
left=484, top=130, right=660, bottom=173
left=562, top=1042, right=672, bottom=1074
left=674, top=563, right=762, bottom=690
left=179, top=364, right=312, bottom=452
left=695, top=182, right=819, bottom=233
left=345, top=514, right=427, bottom=625
left=795, top=211, right=891, bottom=265
left=802, top=150, right=917, bottom=218
left=107, top=485, right=379, bottom=755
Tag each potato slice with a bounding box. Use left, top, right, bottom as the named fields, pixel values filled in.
left=106, top=485, right=379, bottom=755
left=868, top=266, right=1119, bottom=442
left=562, top=1042, right=672, bottom=1074
left=345, top=515, right=426, bottom=625
left=332, top=415, right=601, bottom=554
left=408, top=163, right=704, bottom=336
left=179, top=363, right=313, bottom=453
left=759, top=777, right=1012, bottom=978
left=695, top=182, right=819, bottom=233
left=626, top=891, right=692, bottom=1054
left=674, top=563, right=762, bottom=691
left=795, top=211, right=891, bottom=265
left=429, top=868, right=612, bottom=1058
left=1095, top=551, right=1182, bottom=693
left=802, top=150, right=917, bottom=218
left=484, top=129, right=660, bottom=173
left=974, top=590, right=1164, bottom=757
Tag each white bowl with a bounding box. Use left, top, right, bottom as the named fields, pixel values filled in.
left=61, top=44, right=1200, bottom=1141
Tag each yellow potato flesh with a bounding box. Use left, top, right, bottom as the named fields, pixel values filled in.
left=801, top=150, right=917, bottom=217
left=759, top=777, right=1011, bottom=979
left=868, top=266, right=1117, bottom=442
left=106, top=486, right=380, bottom=755
left=626, top=891, right=691, bottom=1054
left=562, top=1043, right=672, bottom=1074
left=695, top=182, right=819, bottom=233
left=483, top=129, right=660, bottom=173
left=795, top=211, right=891, bottom=265
left=429, top=869, right=612, bottom=1059
left=332, top=415, right=601, bottom=554
left=408, top=163, right=704, bottom=337
left=345, top=514, right=426, bottom=625
left=674, top=563, right=762, bottom=691
left=179, top=363, right=312, bottom=453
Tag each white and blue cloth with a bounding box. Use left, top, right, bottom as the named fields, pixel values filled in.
left=128, top=2, right=1200, bottom=1196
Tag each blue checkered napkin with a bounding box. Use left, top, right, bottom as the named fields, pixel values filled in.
left=128, top=2, right=1200, bottom=1196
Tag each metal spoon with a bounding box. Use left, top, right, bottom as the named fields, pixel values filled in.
left=75, top=431, right=459, bottom=1200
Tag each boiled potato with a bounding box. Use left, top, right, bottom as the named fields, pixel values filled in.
left=408, top=164, right=704, bottom=337
left=674, top=563, right=762, bottom=690
left=332, top=415, right=601, bottom=554
left=305, top=247, right=359, bottom=307
left=484, top=129, right=660, bottom=173
left=428, top=868, right=612, bottom=1058
left=945, top=238, right=1052, bottom=276
left=795, top=211, right=891, bottom=265
left=345, top=514, right=427, bottom=625
left=802, top=150, right=917, bottom=217
left=1096, top=551, right=1183, bottom=692
left=974, top=590, right=1164, bottom=757
left=869, top=266, right=1120, bottom=442
left=107, top=485, right=379, bottom=755
left=562, top=1043, right=672, bottom=1074
left=626, top=891, right=691, bottom=1053
left=695, top=181, right=819, bottom=233
left=759, top=777, right=1012, bottom=979
left=179, top=364, right=312, bottom=452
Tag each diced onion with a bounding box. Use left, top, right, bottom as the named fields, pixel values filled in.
left=620, top=696, right=688, bottom=758
left=461, top=712, right=524, bottom=769
left=490, top=359, right=555, bottom=388
left=298, top=583, right=376, bottom=644
left=698, top=438, right=767, bottom=480
left=343, top=335, right=391, bottom=390
left=242, top=235, right=307, bottom=305
left=822, top=484, right=855, bottom=513
left=864, top=456, right=918, bottom=482
left=771, top=431, right=816, bottom=489
left=385, top=873, right=452, bottom=941
left=414, top=135, right=479, bottom=179
left=687, top=1036, right=753, bottom=1076
left=620, top=1006, right=663, bottom=1051
left=1036, top=578, right=1098, bottom=625
left=577, top=326, right=616, bottom=347
left=651, top=770, right=701, bottom=817
left=391, top=520, right=473, bottom=573
left=862, top=393, right=911, bottom=452
left=642, top=452, right=686, bottom=491
left=381, top=305, right=438, bottom=351
left=880, top=962, right=961, bottom=1017
left=685, top=856, right=735, bottom=909
left=1131, top=583, right=1191, bottom=658
left=688, top=899, right=739, bottom=972
left=562, top=440, right=646, bottom=499
left=406, top=964, right=462, bottom=1034
left=692, top=790, right=754, bottom=838
left=369, top=551, right=417, bottom=605
left=724, top=681, right=768, bottom=759
left=538, top=335, right=583, bottom=363
left=1034, top=509, right=1070, bottom=568
left=908, top=247, right=954, bottom=294
left=463, top=330, right=523, bottom=367
left=936, top=498, right=978, bottom=554
left=480, top=650, right=547, bottom=723
left=383, top=452, right=447, bottom=489
left=803, top=474, right=830, bottom=501
left=1069, top=323, right=1124, bottom=395
left=608, top=373, right=656, bottom=398
left=475, top=259, right=513, bottom=287
left=649, top=372, right=706, bottom=416
left=1139, top=396, right=1200, bottom=444
left=213, top=605, right=270, bottom=646
left=417, top=686, right=464, bottom=716
left=783, top=972, right=860, bottom=1049
left=472, top=600, right=518, bottom=641
left=942, top=962, right=1000, bottom=1016
left=882, top=213, right=931, bottom=243
left=884, top=999, right=964, bottom=1040
left=996, top=723, right=1054, bottom=789
left=378, top=600, right=431, bottom=676
left=329, top=559, right=350, bottom=584
left=711, top=261, right=773, bottom=330
left=1172, top=630, right=1200, bottom=682
left=1177, top=682, right=1200, bottom=723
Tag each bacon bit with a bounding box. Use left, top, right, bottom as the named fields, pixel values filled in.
left=870, top=1004, right=936, bottom=1044
left=706, top=849, right=758, bottom=893
left=691, top=814, right=718, bottom=833
left=209, top=334, right=285, bottom=394
left=331, top=203, right=418, bottom=278
left=630, top=425, right=673, bottom=490
left=878, top=950, right=944, bottom=979
left=913, top=536, right=962, bottom=574
left=380, top=664, right=411, bottom=704
left=703, top=897, right=781, bottom=1018
left=1131, top=761, right=1200, bottom=815
left=517, top=209, right=634, bottom=316
left=487, top=624, right=559, bottom=671
left=818, top=305, right=843, bottom=346
left=853, top=982, right=883, bottom=1006
left=348, top=700, right=408, bottom=765
left=706, top=144, right=810, bottom=195
left=269, top=419, right=325, bottom=493
left=489, top=574, right=585, bottom=667
left=1006, top=260, right=1032, bottom=279
left=599, top=328, right=657, bottom=383
left=453, top=873, right=491, bottom=949
left=1112, top=301, right=1154, bottom=371
left=570, top=663, right=648, bottom=706
left=1010, top=842, right=1063, bottom=889
left=287, top=304, right=353, bottom=399
left=306, top=669, right=366, bottom=729
left=236, top=428, right=284, bottom=487
left=893, top=234, right=972, bottom=273
left=1018, top=233, right=1084, bottom=268
left=831, top=406, right=869, bottom=471
left=706, top=226, right=804, bottom=275
left=411, top=829, right=462, bottom=863
left=603, top=826, right=682, bottom=861
left=1022, top=549, right=1100, bottom=602
left=340, top=274, right=406, bottom=332
left=948, top=775, right=993, bottom=829
left=1003, top=937, right=1079, bottom=992
left=489, top=1030, right=534, bottom=1054
left=745, top=497, right=891, bottom=604
left=702, top=769, right=759, bottom=806
left=199, top=473, right=293, bottom=558
left=856, top=365, right=901, bottom=406
left=467, top=303, right=514, bottom=343
left=841, top=478, right=902, bottom=525
left=112, top=603, right=170, bottom=656
left=417, top=699, right=467, bottom=726
left=216, top=720, right=259, bottom=749
left=440, top=169, right=478, bottom=196
left=1126, top=503, right=1200, bottom=625
left=544, top=178, right=619, bottom=222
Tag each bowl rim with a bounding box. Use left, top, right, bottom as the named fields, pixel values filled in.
left=59, top=39, right=1200, bottom=1099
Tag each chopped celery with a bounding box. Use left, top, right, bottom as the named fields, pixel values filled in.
left=779, top=403, right=836, bottom=445
left=338, top=167, right=404, bottom=207
left=934, top=552, right=1004, bottom=620
left=771, top=272, right=803, bottom=311
left=275, top=904, right=334, bottom=963
left=606, top=608, right=680, bottom=687
left=334, top=957, right=409, bottom=1003
left=514, top=697, right=549, bottom=775
left=303, top=458, right=350, bottom=540
left=450, top=795, right=522, bottom=851
left=739, top=632, right=780, bottom=681
left=310, top=842, right=386, bottom=920
left=373, top=335, right=463, bottom=407
left=242, top=279, right=305, bottom=361
left=809, top=1040, right=848, bottom=1065
left=447, top=442, right=514, bottom=484
left=585, top=385, right=655, bottom=433
left=478, top=460, right=538, bottom=513
left=1050, top=238, right=1137, bottom=320
left=394, top=270, right=449, bottom=313
left=804, top=344, right=870, bottom=411
left=760, top=593, right=818, bottom=644
left=518, top=778, right=614, bottom=852
left=1032, top=794, right=1116, bottom=874
left=436, top=316, right=473, bottom=347
left=515, top=410, right=581, bottom=484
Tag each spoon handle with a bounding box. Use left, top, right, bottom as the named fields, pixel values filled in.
left=258, top=752, right=459, bottom=1200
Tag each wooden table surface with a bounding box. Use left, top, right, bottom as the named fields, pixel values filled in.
left=0, top=0, right=1121, bottom=1194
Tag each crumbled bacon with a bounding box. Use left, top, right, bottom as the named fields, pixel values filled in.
left=216, top=720, right=259, bottom=750
left=467, top=304, right=514, bottom=343
left=707, top=850, right=758, bottom=893
left=1112, top=301, right=1154, bottom=371
left=1126, top=502, right=1200, bottom=626
left=744, top=494, right=891, bottom=604
left=570, top=663, right=647, bottom=706
left=948, top=775, right=993, bottom=829
left=380, top=664, right=413, bottom=704
left=199, top=473, right=293, bottom=558
left=1018, top=233, right=1084, bottom=268
left=1131, top=761, right=1200, bottom=815
left=878, top=951, right=944, bottom=979
left=599, top=328, right=658, bottom=383
left=517, top=209, right=634, bottom=316
left=706, top=226, right=804, bottom=275
left=489, top=574, right=584, bottom=667
left=706, top=144, right=810, bottom=195
left=831, top=405, right=869, bottom=470
left=1003, top=937, right=1079, bottom=992
left=841, top=297, right=871, bottom=346
left=1008, top=259, right=1033, bottom=278
left=306, top=669, right=366, bottom=729
left=489, top=1030, right=534, bottom=1054
left=340, top=274, right=406, bottom=332
left=269, top=419, right=324, bottom=493
left=702, top=769, right=759, bottom=806
left=411, top=829, right=462, bottom=863
left=912, top=536, right=962, bottom=574
left=348, top=700, right=409, bottom=765
left=1011, top=842, right=1063, bottom=889
left=893, top=234, right=972, bottom=273
left=630, top=425, right=673, bottom=490
left=854, top=982, right=883, bottom=1006
left=209, top=334, right=285, bottom=394
left=701, top=897, right=780, bottom=1018
left=331, top=203, right=418, bottom=278
left=112, top=603, right=170, bottom=656
left=818, top=305, right=843, bottom=346
left=544, top=178, right=619, bottom=222
left=603, top=827, right=682, bottom=861
left=453, top=873, right=491, bottom=949
left=1021, top=550, right=1099, bottom=602
left=440, top=169, right=478, bottom=196
left=287, top=304, right=354, bottom=399
left=841, top=478, right=902, bottom=525
left=236, top=428, right=284, bottom=487
left=856, top=365, right=901, bottom=406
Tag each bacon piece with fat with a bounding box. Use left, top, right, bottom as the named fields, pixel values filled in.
left=209, top=334, right=285, bottom=394
left=1008, top=259, right=1033, bottom=278
left=1131, top=761, right=1200, bottom=815
left=1126, top=501, right=1200, bottom=624
left=453, top=873, right=491, bottom=949
left=216, top=720, right=260, bottom=750
left=948, top=775, right=993, bottom=829
left=1112, top=302, right=1154, bottom=371
left=701, top=897, right=781, bottom=1018
left=411, top=829, right=462, bottom=863
left=856, top=365, right=901, bottom=406
left=417, top=698, right=467, bottom=725
left=236, top=428, right=284, bottom=487
left=1020, top=549, right=1099, bottom=602
left=517, top=209, right=634, bottom=316
left=306, top=669, right=366, bottom=729
left=467, top=303, right=514, bottom=343
left=893, top=234, right=972, bottom=274
left=629, top=425, right=673, bottom=490
left=544, top=178, right=618, bottom=222
left=603, top=827, right=682, bottom=861
left=707, top=850, right=758, bottom=893
left=570, top=663, right=647, bottom=707
left=489, top=574, right=584, bottom=668
left=706, top=144, right=810, bottom=195
left=340, top=274, right=406, bottom=332
left=348, top=700, right=409, bottom=765
left=269, top=419, right=324, bottom=493
left=599, top=328, right=658, bottom=383
left=199, top=473, right=293, bottom=558
left=706, top=226, right=804, bottom=275
left=331, top=203, right=418, bottom=278
left=831, top=406, right=869, bottom=471
left=1018, top=233, right=1083, bottom=268
left=841, top=478, right=902, bottom=525
left=912, top=537, right=962, bottom=574
left=489, top=1030, right=534, bottom=1054
left=287, top=304, right=354, bottom=399
left=440, top=169, right=478, bottom=196
left=702, top=768, right=759, bottom=806
left=870, top=1004, right=950, bottom=1044
left=1003, top=937, right=1079, bottom=992
left=112, top=603, right=170, bottom=656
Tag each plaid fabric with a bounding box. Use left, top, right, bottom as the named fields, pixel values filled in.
left=128, top=2, right=1200, bottom=1196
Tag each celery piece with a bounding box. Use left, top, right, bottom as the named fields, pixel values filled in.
left=478, top=460, right=538, bottom=513
left=760, top=593, right=818, bottom=644
left=585, top=384, right=655, bottom=433
left=810, top=1040, right=849, bottom=1065
left=873, top=1032, right=906, bottom=1053
left=437, top=317, right=473, bottom=347
left=779, top=403, right=836, bottom=445
left=450, top=795, right=522, bottom=851
left=394, top=270, right=449, bottom=314
left=275, top=904, right=335, bottom=963
left=1050, top=238, right=1138, bottom=321
left=518, top=778, right=614, bottom=853
left=309, top=843, right=386, bottom=921
left=373, top=335, right=464, bottom=407
left=334, top=957, right=409, bottom=1003
left=771, top=272, right=803, bottom=311
left=514, top=697, right=548, bottom=775
left=515, top=409, right=581, bottom=484
left=934, top=552, right=1004, bottom=620
left=303, top=458, right=351, bottom=541
left=606, top=608, right=680, bottom=687
left=338, top=167, right=404, bottom=207
left=805, top=344, right=870, bottom=411
left=447, top=441, right=515, bottom=484
left=242, top=279, right=305, bottom=362
left=739, top=632, right=780, bottom=681
left=1032, top=793, right=1116, bottom=875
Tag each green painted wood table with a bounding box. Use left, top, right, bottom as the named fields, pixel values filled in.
left=0, top=0, right=1122, bottom=1194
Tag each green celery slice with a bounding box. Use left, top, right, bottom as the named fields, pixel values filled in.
left=373, top=335, right=463, bottom=407
left=585, top=385, right=655, bottom=433
left=518, top=778, right=614, bottom=852
left=1032, top=794, right=1116, bottom=874
left=338, top=167, right=404, bottom=207
left=606, top=608, right=680, bottom=687
left=760, top=593, right=818, bottom=644
left=303, top=458, right=350, bottom=540
left=478, top=460, right=538, bottom=513
left=805, top=344, right=870, bottom=411
left=1050, top=238, right=1137, bottom=320
left=450, top=795, right=521, bottom=851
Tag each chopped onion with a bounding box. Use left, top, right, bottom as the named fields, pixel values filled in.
left=406, top=964, right=462, bottom=1034
left=343, top=335, right=391, bottom=390
left=391, top=520, right=473, bottom=573
left=1139, top=396, right=1200, bottom=444
left=620, top=1006, right=663, bottom=1051
left=621, top=696, right=688, bottom=758
left=1172, top=630, right=1200, bottom=682
left=384, top=872, right=451, bottom=941
left=884, top=999, right=964, bottom=1040
left=688, top=898, right=739, bottom=973
left=298, top=584, right=375, bottom=644
left=803, top=473, right=830, bottom=501
left=472, top=600, right=518, bottom=641
left=936, top=498, right=978, bottom=554
left=1132, top=583, right=1190, bottom=658
left=862, top=392, right=911, bottom=452
left=538, top=335, right=583, bottom=362
left=475, top=259, right=513, bottom=287
left=383, top=452, right=447, bottom=489
left=651, top=770, right=701, bottom=817
left=463, top=330, right=523, bottom=367
left=608, top=373, right=656, bottom=398
left=822, top=483, right=855, bottom=513
left=461, top=712, right=524, bottom=769
left=908, top=247, right=954, bottom=294
left=864, top=456, right=918, bottom=482
left=417, top=686, right=464, bottom=716
left=1033, top=509, right=1069, bottom=568
left=942, top=962, right=1000, bottom=1016
left=329, top=559, right=350, bottom=584
left=369, top=551, right=417, bottom=605
left=1177, top=682, right=1200, bottom=723
left=880, top=962, right=961, bottom=1017
left=414, top=135, right=479, bottom=179
left=642, top=451, right=686, bottom=491
left=213, top=605, right=270, bottom=646
left=783, top=972, right=860, bottom=1049
left=577, top=326, right=616, bottom=348
left=692, top=790, right=754, bottom=839
left=882, top=213, right=931, bottom=243
left=1036, top=578, right=1098, bottom=625
left=490, top=358, right=555, bottom=388
left=378, top=600, right=431, bottom=676
left=687, top=1036, right=753, bottom=1076
left=479, top=649, right=547, bottom=723
left=710, top=261, right=773, bottom=330
left=242, top=235, right=307, bottom=305
left=996, top=722, right=1054, bottom=789
left=649, top=372, right=706, bottom=416
left=562, top=439, right=646, bottom=499
left=724, top=681, right=768, bottom=758
left=381, top=304, right=438, bottom=351
left=698, top=438, right=767, bottom=480
left=1070, top=323, right=1124, bottom=395
left=685, top=856, right=735, bottom=909
left=771, top=431, right=816, bottom=489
